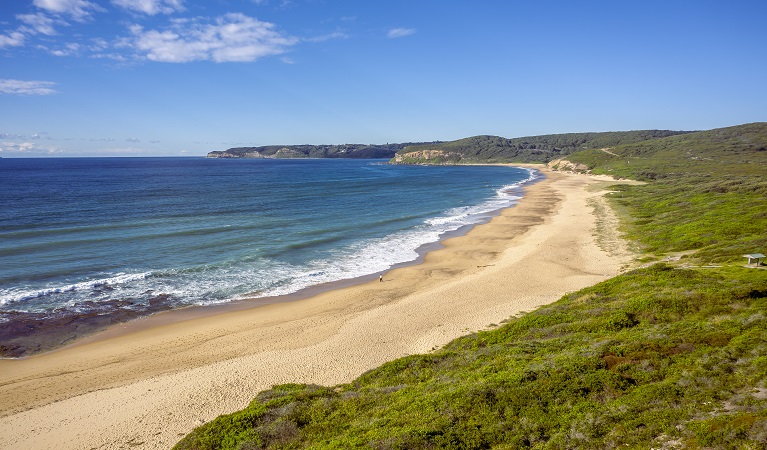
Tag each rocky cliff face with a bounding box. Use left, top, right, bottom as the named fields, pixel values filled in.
left=393, top=149, right=463, bottom=164
left=547, top=158, right=591, bottom=173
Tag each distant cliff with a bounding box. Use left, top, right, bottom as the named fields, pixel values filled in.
left=207, top=143, right=440, bottom=159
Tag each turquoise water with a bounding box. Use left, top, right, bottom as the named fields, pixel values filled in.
left=0, top=157, right=537, bottom=321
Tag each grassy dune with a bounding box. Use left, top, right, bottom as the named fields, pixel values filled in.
left=565, top=122, right=767, bottom=264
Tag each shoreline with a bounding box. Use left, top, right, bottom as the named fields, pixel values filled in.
left=0, top=166, right=536, bottom=359
left=0, top=166, right=636, bottom=450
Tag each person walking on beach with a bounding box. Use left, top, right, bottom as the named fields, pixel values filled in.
left=379, top=274, right=383, bottom=282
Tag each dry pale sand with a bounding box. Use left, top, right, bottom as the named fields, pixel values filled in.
left=0, top=167, right=636, bottom=450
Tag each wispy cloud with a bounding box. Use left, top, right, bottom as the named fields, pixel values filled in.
left=306, top=31, right=348, bottom=43
left=0, top=79, right=58, bottom=95
left=33, top=0, right=103, bottom=22
left=112, top=0, right=185, bottom=16
left=0, top=31, right=26, bottom=48
left=1, top=13, right=59, bottom=49
left=0, top=133, right=26, bottom=139
left=129, top=13, right=298, bottom=63
left=1, top=4, right=340, bottom=65
left=387, top=27, right=416, bottom=39
left=1, top=131, right=56, bottom=140
left=45, top=42, right=82, bottom=56
left=0, top=141, right=61, bottom=154
left=18, top=13, right=58, bottom=36
left=1, top=12, right=63, bottom=50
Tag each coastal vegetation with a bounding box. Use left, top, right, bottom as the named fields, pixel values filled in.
left=392, top=130, right=689, bottom=164
left=176, top=266, right=767, bottom=449
left=563, top=122, right=767, bottom=265
left=177, top=123, right=767, bottom=449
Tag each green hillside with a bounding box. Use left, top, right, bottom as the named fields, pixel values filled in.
left=562, top=122, right=767, bottom=181
left=176, top=123, right=767, bottom=449
left=563, top=122, right=767, bottom=264
left=392, top=130, right=689, bottom=164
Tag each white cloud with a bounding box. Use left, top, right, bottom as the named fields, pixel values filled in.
left=17, top=13, right=58, bottom=36
left=90, top=37, right=132, bottom=61
left=91, top=52, right=131, bottom=62
left=387, top=27, right=416, bottom=39
left=306, top=31, right=348, bottom=43
left=90, top=37, right=109, bottom=51
left=0, top=133, right=25, bottom=139
left=112, top=0, right=184, bottom=16
left=0, top=31, right=26, bottom=48
left=130, top=13, right=297, bottom=63
left=1, top=13, right=62, bottom=49
left=33, top=0, right=102, bottom=22
left=49, top=42, right=82, bottom=56
left=0, top=79, right=58, bottom=95
left=0, top=141, right=61, bottom=154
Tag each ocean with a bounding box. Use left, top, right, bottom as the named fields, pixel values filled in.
left=0, top=157, right=537, bottom=354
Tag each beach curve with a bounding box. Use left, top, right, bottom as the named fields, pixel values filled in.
left=0, top=166, right=636, bottom=450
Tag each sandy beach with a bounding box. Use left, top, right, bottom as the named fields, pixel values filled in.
left=0, top=166, right=636, bottom=449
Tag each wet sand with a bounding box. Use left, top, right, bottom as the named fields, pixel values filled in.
left=0, top=166, right=636, bottom=449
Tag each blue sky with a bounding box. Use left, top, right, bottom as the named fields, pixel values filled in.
left=1, top=0, right=766, bottom=157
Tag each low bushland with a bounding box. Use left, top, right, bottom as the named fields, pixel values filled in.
left=175, top=265, right=767, bottom=449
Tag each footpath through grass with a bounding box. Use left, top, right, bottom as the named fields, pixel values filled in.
left=568, top=122, right=767, bottom=265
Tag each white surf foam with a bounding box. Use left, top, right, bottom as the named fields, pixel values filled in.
left=0, top=272, right=152, bottom=307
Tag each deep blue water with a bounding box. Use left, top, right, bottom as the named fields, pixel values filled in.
left=0, top=157, right=536, bottom=319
